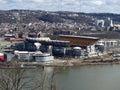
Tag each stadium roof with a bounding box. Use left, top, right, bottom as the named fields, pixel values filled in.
left=59, top=35, right=100, bottom=46
left=59, top=35, right=99, bottom=39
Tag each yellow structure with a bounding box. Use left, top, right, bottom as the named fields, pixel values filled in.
left=59, top=35, right=99, bottom=46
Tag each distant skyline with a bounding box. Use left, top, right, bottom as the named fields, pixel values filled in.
left=0, top=0, right=120, bottom=13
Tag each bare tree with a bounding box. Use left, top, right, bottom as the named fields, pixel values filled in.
left=33, top=67, right=57, bottom=90
left=0, top=61, right=57, bottom=90
left=0, top=68, right=34, bottom=90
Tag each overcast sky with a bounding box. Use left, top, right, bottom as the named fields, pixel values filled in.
left=0, top=0, right=120, bottom=13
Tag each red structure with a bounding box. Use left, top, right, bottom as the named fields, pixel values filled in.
left=0, top=53, right=5, bottom=61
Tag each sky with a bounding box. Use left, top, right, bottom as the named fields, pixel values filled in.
left=0, top=0, right=120, bottom=13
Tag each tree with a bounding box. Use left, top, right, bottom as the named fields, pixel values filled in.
left=0, top=68, right=35, bottom=90
left=0, top=66, right=57, bottom=90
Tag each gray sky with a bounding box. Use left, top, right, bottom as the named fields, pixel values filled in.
left=0, top=0, right=120, bottom=13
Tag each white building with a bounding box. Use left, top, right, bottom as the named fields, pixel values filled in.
left=97, top=39, right=120, bottom=47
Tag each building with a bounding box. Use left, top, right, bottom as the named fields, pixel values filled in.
left=97, top=39, right=120, bottom=47
left=4, top=34, right=16, bottom=41
left=96, top=20, right=104, bottom=28
left=97, top=39, right=120, bottom=53
left=15, top=34, right=105, bottom=58
left=58, top=35, right=101, bottom=57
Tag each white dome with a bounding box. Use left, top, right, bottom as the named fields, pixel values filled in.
left=73, top=47, right=81, bottom=50
left=97, top=43, right=104, bottom=46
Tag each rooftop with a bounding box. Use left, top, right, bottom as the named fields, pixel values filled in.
left=59, top=35, right=100, bottom=46
left=59, top=35, right=99, bottom=40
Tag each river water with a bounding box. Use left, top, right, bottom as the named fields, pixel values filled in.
left=1, top=64, right=120, bottom=90
left=56, top=65, right=120, bottom=90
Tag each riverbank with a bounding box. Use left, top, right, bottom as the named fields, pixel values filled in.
left=19, top=54, right=118, bottom=66
left=0, top=52, right=119, bottom=68
left=19, top=59, right=120, bottom=67
left=0, top=56, right=119, bottom=68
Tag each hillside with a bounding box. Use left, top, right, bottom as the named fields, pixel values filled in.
left=0, top=10, right=120, bottom=39
left=1, top=10, right=120, bottom=24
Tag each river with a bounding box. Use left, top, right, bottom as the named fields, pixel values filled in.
left=1, top=59, right=120, bottom=90
left=56, top=65, right=120, bottom=90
